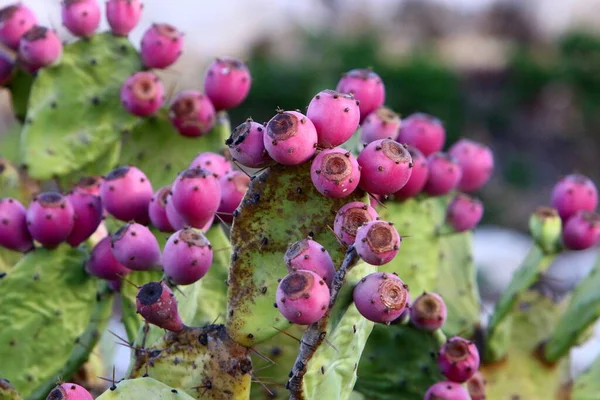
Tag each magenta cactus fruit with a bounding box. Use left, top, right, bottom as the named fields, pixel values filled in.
left=449, top=138, right=494, bottom=192
left=284, top=238, right=336, bottom=286
left=550, top=174, right=598, bottom=221
left=66, top=191, right=103, bottom=247
left=73, top=176, right=102, bottom=196
left=85, top=236, right=131, bottom=281
left=275, top=270, right=331, bottom=325
left=110, top=222, right=161, bottom=271
left=423, top=152, right=462, bottom=196
left=446, top=194, right=484, bottom=233
left=61, top=0, right=101, bottom=38
left=409, top=292, right=447, bottom=331
left=424, top=381, right=470, bottom=400
left=149, top=185, right=175, bottom=232
left=397, top=112, right=446, bottom=156
left=165, top=193, right=186, bottom=231
left=352, top=272, right=409, bottom=323
left=19, top=26, right=62, bottom=69
left=562, top=211, right=600, bottom=251
left=394, top=146, right=429, bottom=200
left=218, top=171, right=250, bottom=223
left=310, top=148, right=361, bottom=198
left=336, top=68, right=385, bottom=121
left=100, top=166, right=153, bottom=224
left=0, top=3, right=37, bottom=50
left=466, top=372, right=486, bottom=400
left=46, top=382, right=93, bottom=400
left=168, top=90, right=216, bottom=137
left=333, top=201, right=379, bottom=246
left=306, top=89, right=360, bottom=147
left=357, top=139, right=413, bottom=195
left=264, top=111, right=318, bottom=165
left=0, top=49, right=14, bottom=85
left=204, top=57, right=251, bottom=111
left=120, top=71, right=165, bottom=117
left=171, top=167, right=221, bottom=228
left=189, top=152, right=232, bottom=178
left=0, top=198, right=34, bottom=252
left=140, top=23, right=183, bottom=69
left=26, top=192, right=74, bottom=248
left=359, top=107, right=402, bottom=144
left=354, top=220, right=401, bottom=265
left=226, top=119, right=272, bottom=168
left=105, top=0, right=143, bottom=36
left=136, top=281, right=184, bottom=332
left=438, top=336, right=480, bottom=383
left=162, top=227, right=213, bottom=285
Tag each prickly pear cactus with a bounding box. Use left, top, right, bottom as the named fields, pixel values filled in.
left=95, top=377, right=196, bottom=400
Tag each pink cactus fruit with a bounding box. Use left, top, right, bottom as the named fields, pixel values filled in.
left=409, top=292, right=447, bottom=331
left=189, top=152, right=232, bottom=178
left=562, top=211, right=600, bottom=251
left=100, top=165, right=153, bottom=224
left=73, top=176, right=103, bottom=196
left=466, top=372, right=486, bottom=400
left=165, top=192, right=186, bottom=231
left=394, top=146, right=429, bottom=200
left=148, top=185, right=175, bottom=232
left=169, top=90, right=216, bottom=137
left=171, top=167, right=221, bottom=229
left=437, top=336, right=480, bottom=383
left=120, top=71, right=165, bottom=117
left=397, top=112, right=446, bottom=156
left=275, top=270, right=331, bottom=325
left=550, top=174, right=598, bottom=221
left=162, top=227, right=213, bottom=285
left=357, top=139, right=413, bottom=195
left=446, top=194, right=484, bottom=233
left=85, top=236, right=131, bottom=281
left=284, top=237, right=336, bottom=287
left=204, top=57, right=251, bottom=111
left=310, top=148, right=361, bottom=198
left=423, top=152, right=462, bottom=196
left=218, top=170, right=250, bottom=223
left=306, top=89, right=360, bottom=147
left=448, top=138, right=494, bottom=192
left=354, top=220, right=401, bottom=265
left=0, top=49, right=14, bottom=86
left=263, top=110, right=318, bottom=165
left=0, top=198, right=34, bottom=252
left=136, top=281, right=184, bottom=332
left=352, top=272, right=409, bottom=323
left=424, top=381, right=470, bottom=400
left=226, top=119, right=272, bottom=168
left=360, top=107, right=402, bottom=144
left=336, top=68, right=385, bottom=121
left=61, top=0, right=101, bottom=38
left=0, top=3, right=37, bottom=50
left=333, top=201, right=379, bottom=246
left=66, top=191, right=103, bottom=247
left=105, top=0, right=143, bottom=37
left=19, top=26, right=63, bottom=69
left=140, top=23, right=183, bottom=69
left=26, top=192, right=75, bottom=249
left=46, top=382, right=93, bottom=400
left=110, top=222, right=161, bottom=271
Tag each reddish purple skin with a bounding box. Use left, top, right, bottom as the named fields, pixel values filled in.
left=61, top=0, right=101, bottom=38
left=352, top=272, right=409, bottom=323
left=107, top=279, right=121, bottom=292
left=397, top=113, right=446, bottom=156
left=189, top=152, right=232, bottom=178
left=85, top=236, right=131, bottom=280
left=111, top=222, right=161, bottom=271
left=0, top=50, right=14, bottom=86
left=336, top=69, right=385, bottom=122
left=46, top=382, right=94, bottom=400
left=562, top=211, right=600, bottom=251
left=136, top=281, right=184, bottom=332
left=171, top=168, right=221, bottom=229
left=550, top=174, right=598, bottom=221
left=26, top=192, right=74, bottom=249
left=446, top=194, right=484, bottom=233
left=0, top=4, right=37, bottom=50
left=0, top=198, right=34, bottom=252
left=438, top=336, right=480, bottom=383
left=449, top=139, right=494, bottom=192
left=409, top=292, right=447, bottom=332
left=306, top=89, right=360, bottom=147
left=218, top=171, right=250, bottom=223
left=162, top=227, right=213, bottom=285
left=284, top=238, right=336, bottom=287
left=66, top=191, right=103, bottom=247
left=19, top=26, right=62, bottom=68
left=169, top=90, right=216, bottom=137
left=73, top=176, right=103, bottom=196
left=149, top=185, right=175, bottom=232
left=359, top=107, right=401, bottom=144
left=423, top=152, right=462, bottom=196
left=120, top=71, right=165, bottom=117
left=100, top=166, right=153, bottom=224
left=165, top=193, right=186, bottom=231
left=394, top=146, right=429, bottom=200
left=333, top=201, right=379, bottom=246
left=105, top=0, right=143, bottom=36
left=357, top=139, right=413, bottom=195
left=226, top=120, right=272, bottom=168
left=354, top=220, right=401, bottom=265
left=310, top=148, right=360, bottom=198
left=275, top=270, right=330, bottom=325
left=140, top=23, right=183, bottom=69
left=424, top=381, right=470, bottom=400
left=264, top=111, right=318, bottom=165
left=204, top=57, right=251, bottom=111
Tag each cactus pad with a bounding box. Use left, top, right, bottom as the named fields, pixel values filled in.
left=573, top=355, right=600, bottom=400
left=0, top=379, right=22, bottom=400
left=96, top=377, right=195, bottom=400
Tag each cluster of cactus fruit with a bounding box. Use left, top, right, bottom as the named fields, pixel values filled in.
left=2, top=2, right=600, bottom=400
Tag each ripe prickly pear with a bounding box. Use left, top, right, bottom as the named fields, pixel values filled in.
left=120, top=71, right=165, bottom=117
left=550, top=173, right=598, bottom=221
left=140, top=23, right=183, bottom=69
left=100, top=166, right=153, bottom=224
left=396, top=112, right=446, bottom=156
left=218, top=170, right=250, bottom=223
left=446, top=193, right=484, bottom=233
left=359, top=107, right=401, bottom=144
left=310, top=148, right=361, bottom=198
left=354, top=220, right=401, bottom=265
left=409, top=292, right=447, bottom=331
left=189, top=152, right=232, bottom=178
left=168, top=90, right=216, bottom=137
left=0, top=50, right=14, bottom=86
left=466, top=371, right=486, bottom=400
left=111, top=222, right=161, bottom=271
left=19, top=26, right=62, bottom=69
left=148, top=185, right=175, bottom=232
left=171, top=167, right=221, bottom=229
left=449, top=138, right=494, bottom=192
left=336, top=68, right=385, bottom=121
left=437, top=336, right=480, bottom=383
left=85, top=236, right=131, bottom=281
left=162, top=227, right=213, bottom=285
left=357, top=139, right=413, bottom=195
left=165, top=193, right=185, bottom=231
left=352, top=272, right=409, bottom=323
left=562, top=211, right=600, bottom=251
left=0, top=198, right=34, bottom=252
left=73, top=176, right=103, bottom=196
left=204, top=57, right=251, bottom=111
left=26, top=192, right=74, bottom=248
left=66, top=191, right=103, bottom=247
left=275, top=270, right=330, bottom=325
left=0, top=3, right=37, bottom=50
left=306, top=89, right=360, bottom=147
left=394, top=146, right=429, bottom=200
left=106, top=0, right=143, bottom=36
left=46, top=382, right=93, bottom=400
left=136, top=281, right=184, bottom=332
left=284, top=238, right=336, bottom=286
left=423, top=152, right=462, bottom=196
left=61, top=0, right=101, bottom=38
left=264, top=111, right=318, bottom=165
left=424, top=381, right=470, bottom=400
left=226, top=119, right=272, bottom=168
left=333, top=201, right=379, bottom=246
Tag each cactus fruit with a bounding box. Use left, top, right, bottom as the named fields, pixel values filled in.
left=333, top=201, right=379, bottom=246
left=120, top=71, right=165, bottom=117
left=19, top=26, right=63, bottom=69
left=550, top=173, right=598, bottom=221
left=61, top=0, right=101, bottom=38
left=188, top=152, right=232, bottom=178
left=0, top=3, right=37, bottom=50
left=218, top=170, right=250, bottom=223
left=529, top=206, right=562, bottom=254
left=562, top=210, right=600, bottom=250
left=310, top=148, right=361, bottom=198
left=437, top=337, right=480, bottom=383
left=165, top=193, right=186, bottom=231
left=148, top=185, right=174, bottom=232
left=357, top=139, right=413, bottom=195
left=466, top=372, right=486, bottom=400
left=445, top=193, right=484, bottom=233
left=409, top=292, right=447, bottom=332
left=352, top=272, right=409, bottom=323
left=0, top=50, right=13, bottom=86
left=204, top=57, right=251, bottom=110
left=394, top=146, right=429, bottom=200
left=336, top=68, right=385, bottom=121
left=264, top=110, right=318, bottom=165
left=140, top=23, right=183, bottom=69
left=396, top=112, right=446, bottom=156
left=359, top=107, right=401, bottom=144
left=0, top=198, right=34, bottom=252
left=226, top=119, right=272, bottom=168
left=101, top=166, right=153, bottom=224
left=275, top=270, right=331, bottom=324
left=448, top=138, right=494, bottom=192
left=171, top=167, right=221, bottom=228
left=26, top=192, right=75, bottom=248
left=162, top=227, right=213, bottom=285
left=354, top=220, right=401, bottom=266
left=284, top=237, right=337, bottom=286
left=73, top=176, right=102, bottom=196
left=423, top=152, right=462, bottom=196
left=136, top=281, right=184, bottom=332
left=168, top=90, right=216, bottom=137
left=66, top=191, right=103, bottom=247
left=85, top=236, right=131, bottom=280
left=105, top=0, right=143, bottom=36
left=110, top=222, right=161, bottom=270
left=46, top=382, right=93, bottom=400
left=306, top=89, right=361, bottom=147
left=424, top=381, right=470, bottom=400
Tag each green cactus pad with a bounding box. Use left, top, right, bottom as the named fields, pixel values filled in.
left=225, top=163, right=368, bottom=347
left=7, top=68, right=34, bottom=121
left=0, top=121, right=22, bottom=165
left=57, top=140, right=122, bottom=189
left=129, top=324, right=252, bottom=400
left=0, top=158, right=35, bottom=204
left=20, top=32, right=141, bottom=180
left=573, top=355, right=600, bottom=400
left=0, top=379, right=22, bottom=400
left=0, top=245, right=97, bottom=398
left=96, top=377, right=195, bottom=400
